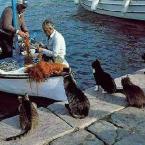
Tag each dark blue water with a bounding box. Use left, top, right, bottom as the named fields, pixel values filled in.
left=1, top=0, right=145, bottom=90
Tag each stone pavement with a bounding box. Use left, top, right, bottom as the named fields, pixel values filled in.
left=0, top=108, right=73, bottom=145
left=0, top=69, right=145, bottom=145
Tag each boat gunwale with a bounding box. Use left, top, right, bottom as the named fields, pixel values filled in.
left=0, top=70, right=65, bottom=79
left=86, top=0, right=145, bottom=6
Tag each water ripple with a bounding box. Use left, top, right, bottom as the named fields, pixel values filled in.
left=1, top=0, right=145, bottom=89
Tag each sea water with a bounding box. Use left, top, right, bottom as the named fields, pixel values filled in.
left=0, top=0, right=145, bottom=90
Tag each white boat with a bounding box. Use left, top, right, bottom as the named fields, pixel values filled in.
left=77, top=0, right=145, bottom=21
left=0, top=60, right=68, bottom=101
left=0, top=0, right=69, bottom=101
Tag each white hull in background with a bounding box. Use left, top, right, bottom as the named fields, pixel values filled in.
left=79, top=0, right=145, bottom=21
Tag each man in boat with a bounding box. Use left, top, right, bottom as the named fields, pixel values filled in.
left=37, top=19, right=67, bottom=65
left=0, top=0, right=29, bottom=59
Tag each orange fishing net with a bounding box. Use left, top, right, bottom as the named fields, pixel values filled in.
left=23, top=37, right=33, bottom=65
left=25, top=61, right=67, bottom=82
left=24, top=37, right=30, bottom=49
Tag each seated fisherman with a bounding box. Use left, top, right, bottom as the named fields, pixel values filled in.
left=0, top=0, right=29, bottom=59
left=37, top=19, right=67, bottom=64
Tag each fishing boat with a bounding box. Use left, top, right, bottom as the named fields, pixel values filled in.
left=75, top=0, right=145, bottom=21
left=0, top=66, right=68, bottom=101
left=0, top=42, right=69, bottom=101
left=0, top=0, right=68, bottom=101
left=0, top=38, right=69, bottom=101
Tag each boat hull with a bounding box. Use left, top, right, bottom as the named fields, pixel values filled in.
left=79, top=0, right=145, bottom=21
left=0, top=72, right=67, bottom=101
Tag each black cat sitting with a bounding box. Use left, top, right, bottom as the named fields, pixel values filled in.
left=92, top=59, right=116, bottom=94
left=92, top=59, right=121, bottom=94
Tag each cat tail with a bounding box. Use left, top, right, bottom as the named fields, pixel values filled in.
left=5, top=126, right=31, bottom=141
left=115, top=89, right=124, bottom=94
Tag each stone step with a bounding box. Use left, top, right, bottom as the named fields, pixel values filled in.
left=87, top=120, right=118, bottom=145
left=111, top=107, right=145, bottom=135
left=47, top=91, right=126, bottom=129
left=49, top=130, right=104, bottom=145
left=0, top=108, right=73, bottom=145
left=114, top=134, right=145, bottom=145
left=87, top=105, right=145, bottom=144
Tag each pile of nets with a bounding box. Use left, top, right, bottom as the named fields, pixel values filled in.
left=0, top=58, right=19, bottom=72
left=25, top=61, right=67, bottom=82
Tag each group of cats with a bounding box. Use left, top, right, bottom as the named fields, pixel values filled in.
left=4, top=58, right=145, bottom=141
left=4, top=72, right=90, bottom=141
left=92, top=59, right=145, bottom=108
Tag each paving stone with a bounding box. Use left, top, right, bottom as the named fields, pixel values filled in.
left=116, top=128, right=134, bottom=141
left=84, top=86, right=125, bottom=100
left=49, top=130, right=104, bottom=145
left=84, top=86, right=98, bottom=99
left=47, top=93, right=126, bottom=129
left=111, top=107, right=145, bottom=135
left=85, top=87, right=126, bottom=107
left=87, top=120, right=139, bottom=145
left=114, top=134, right=145, bottom=145
left=87, top=121, right=117, bottom=145
left=0, top=108, right=73, bottom=145
left=47, top=102, right=96, bottom=129
left=87, top=119, right=145, bottom=145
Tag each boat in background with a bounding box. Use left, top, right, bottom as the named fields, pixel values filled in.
left=77, top=0, right=145, bottom=21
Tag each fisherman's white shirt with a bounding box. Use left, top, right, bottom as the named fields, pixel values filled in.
left=42, top=30, right=66, bottom=59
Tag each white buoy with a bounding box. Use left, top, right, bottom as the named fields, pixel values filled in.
left=74, top=0, right=79, bottom=4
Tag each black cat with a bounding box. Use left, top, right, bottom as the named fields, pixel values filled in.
left=63, top=73, right=90, bottom=119
left=121, top=76, right=145, bottom=108
left=92, top=59, right=122, bottom=93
